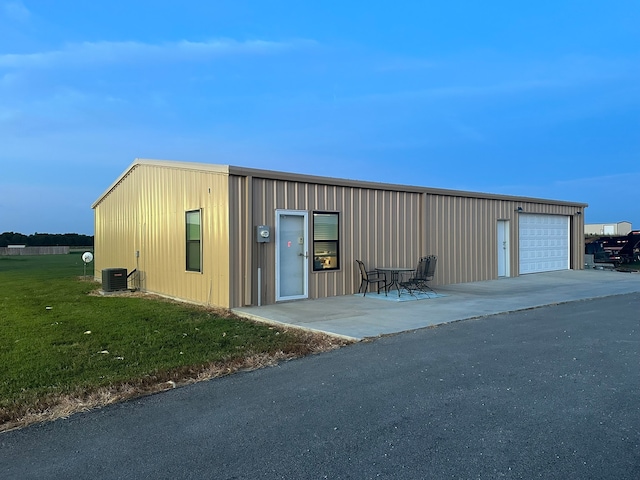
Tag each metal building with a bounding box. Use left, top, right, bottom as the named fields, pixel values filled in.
left=92, top=159, right=587, bottom=308
left=584, top=221, right=632, bottom=236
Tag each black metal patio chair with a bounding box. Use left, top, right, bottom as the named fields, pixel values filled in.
left=418, top=255, right=437, bottom=293
left=355, top=260, right=387, bottom=296
left=400, top=255, right=437, bottom=295
left=399, top=257, right=425, bottom=295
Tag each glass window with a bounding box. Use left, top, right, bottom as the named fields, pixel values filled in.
left=313, top=212, right=339, bottom=271
left=186, top=210, right=202, bottom=272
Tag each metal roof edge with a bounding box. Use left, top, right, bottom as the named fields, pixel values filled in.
left=227, top=165, right=427, bottom=193
left=227, top=165, right=587, bottom=207
left=91, top=159, right=232, bottom=208
left=92, top=159, right=588, bottom=209
left=91, top=159, right=138, bottom=209
left=135, top=158, right=230, bottom=174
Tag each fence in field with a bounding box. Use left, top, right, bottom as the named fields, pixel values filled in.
left=0, top=246, right=70, bottom=256
left=69, top=246, right=94, bottom=253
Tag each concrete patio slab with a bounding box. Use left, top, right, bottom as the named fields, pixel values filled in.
left=232, top=269, right=640, bottom=340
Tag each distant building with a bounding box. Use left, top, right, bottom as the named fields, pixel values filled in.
left=585, top=222, right=632, bottom=236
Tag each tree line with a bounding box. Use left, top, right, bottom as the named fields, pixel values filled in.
left=0, top=232, right=94, bottom=247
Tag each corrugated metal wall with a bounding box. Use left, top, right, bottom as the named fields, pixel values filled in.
left=95, top=161, right=585, bottom=309
left=584, top=222, right=632, bottom=236
left=228, top=175, right=248, bottom=309
left=425, top=194, right=585, bottom=285
left=235, top=176, right=424, bottom=306
left=94, top=164, right=232, bottom=307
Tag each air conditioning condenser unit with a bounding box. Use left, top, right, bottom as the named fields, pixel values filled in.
left=102, top=268, right=128, bottom=292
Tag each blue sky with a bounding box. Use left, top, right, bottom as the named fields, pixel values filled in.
left=1, top=1, right=638, bottom=235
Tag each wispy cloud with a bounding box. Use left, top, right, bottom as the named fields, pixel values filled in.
left=0, top=38, right=317, bottom=69
left=373, top=57, right=436, bottom=72
left=346, top=53, right=640, bottom=105
left=554, top=171, right=640, bottom=188
left=340, top=79, right=560, bottom=108
left=486, top=170, right=640, bottom=202
left=1, top=1, right=30, bottom=22
left=0, top=106, right=19, bottom=121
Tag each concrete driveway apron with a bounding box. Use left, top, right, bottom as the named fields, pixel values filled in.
left=233, top=269, right=640, bottom=340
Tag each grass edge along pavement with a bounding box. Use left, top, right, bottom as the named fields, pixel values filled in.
left=0, top=255, right=353, bottom=433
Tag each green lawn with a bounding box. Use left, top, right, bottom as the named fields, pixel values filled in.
left=0, top=254, right=346, bottom=430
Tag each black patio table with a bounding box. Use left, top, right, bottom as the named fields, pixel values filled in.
left=375, top=266, right=415, bottom=297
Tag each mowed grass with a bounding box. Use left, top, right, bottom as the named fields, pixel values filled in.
left=0, top=254, right=348, bottom=430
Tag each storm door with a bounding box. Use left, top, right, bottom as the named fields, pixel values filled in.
left=275, top=210, right=309, bottom=301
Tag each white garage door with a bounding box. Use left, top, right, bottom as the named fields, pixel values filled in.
left=519, top=214, right=570, bottom=274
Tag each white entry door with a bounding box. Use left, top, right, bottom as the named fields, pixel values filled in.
left=497, top=220, right=510, bottom=277
left=519, top=214, right=570, bottom=274
left=275, top=210, right=308, bottom=301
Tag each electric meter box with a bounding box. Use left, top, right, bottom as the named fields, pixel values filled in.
left=256, top=225, right=271, bottom=243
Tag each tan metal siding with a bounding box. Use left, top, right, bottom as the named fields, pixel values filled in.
left=244, top=178, right=423, bottom=306
left=94, top=168, right=140, bottom=286
left=425, top=195, right=585, bottom=285
left=94, top=164, right=232, bottom=307
left=228, top=175, right=248, bottom=309
left=94, top=160, right=586, bottom=308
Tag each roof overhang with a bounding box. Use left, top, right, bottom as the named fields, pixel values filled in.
left=92, top=158, right=588, bottom=209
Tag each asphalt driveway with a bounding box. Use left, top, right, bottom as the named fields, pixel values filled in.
left=2, top=293, right=638, bottom=479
